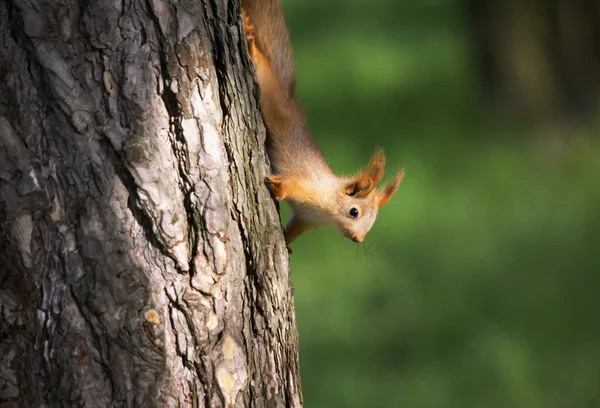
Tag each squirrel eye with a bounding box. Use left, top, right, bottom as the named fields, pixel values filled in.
left=349, top=207, right=359, bottom=218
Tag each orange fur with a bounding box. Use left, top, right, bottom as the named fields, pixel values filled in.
left=377, top=169, right=405, bottom=207
left=264, top=174, right=313, bottom=202
left=243, top=2, right=404, bottom=247
left=345, top=148, right=387, bottom=198
left=362, top=147, right=386, bottom=188
left=284, top=215, right=317, bottom=245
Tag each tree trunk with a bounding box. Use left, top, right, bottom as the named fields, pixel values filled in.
left=0, top=0, right=301, bottom=407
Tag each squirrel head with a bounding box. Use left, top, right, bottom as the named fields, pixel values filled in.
left=330, top=148, right=404, bottom=243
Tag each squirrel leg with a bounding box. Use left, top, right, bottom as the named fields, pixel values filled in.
left=284, top=215, right=316, bottom=246
left=243, top=12, right=265, bottom=66
left=243, top=11, right=273, bottom=83
left=242, top=12, right=256, bottom=51
left=265, top=174, right=314, bottom=204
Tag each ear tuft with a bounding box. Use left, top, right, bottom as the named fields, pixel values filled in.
left=364, top=147, right=386, bottom=187
left=377, top=169, right=405, bottom=207
left=344, top=147, right=387, bottom=198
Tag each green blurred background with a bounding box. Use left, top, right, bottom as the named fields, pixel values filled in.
left=278, top=0, right=600, bottom=406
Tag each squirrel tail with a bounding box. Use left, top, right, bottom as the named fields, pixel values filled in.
left=241, top=0, right=296, bottom=95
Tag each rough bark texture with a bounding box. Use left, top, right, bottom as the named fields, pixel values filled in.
left=0, top=0, right=301, bottom=407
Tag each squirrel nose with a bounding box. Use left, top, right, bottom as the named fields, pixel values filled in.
left=351, top=235, right=363, bottom=243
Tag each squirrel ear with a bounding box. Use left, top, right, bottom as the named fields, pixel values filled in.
left=344, top=177, right=373, bottom=197
left=363, top=147, right=386, bottom=187
left=377, top=169, right=405, bottom=207
left=344, top=148, right=386, bottom=198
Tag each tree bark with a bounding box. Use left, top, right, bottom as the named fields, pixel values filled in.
left=0, top=0, right=301, bottom=407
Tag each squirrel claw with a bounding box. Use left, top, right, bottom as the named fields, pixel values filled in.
left=286, top=246, right=293, bottom=254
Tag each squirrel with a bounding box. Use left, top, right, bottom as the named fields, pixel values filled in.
left=241, top=0, right=404, bottom=249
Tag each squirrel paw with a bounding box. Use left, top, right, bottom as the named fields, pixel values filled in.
left=286, top=245, right=293, bottom=254
left=264, top=175, right=287, bottom=200
left=242, top=12, right=256, bottom=49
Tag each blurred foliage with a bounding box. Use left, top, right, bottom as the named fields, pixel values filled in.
left=277, top=0, right=600, bottom=406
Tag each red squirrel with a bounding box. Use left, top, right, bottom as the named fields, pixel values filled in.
left=242, top=0, right=404, bottom=249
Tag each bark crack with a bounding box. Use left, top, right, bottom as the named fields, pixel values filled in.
left=102, top=139, right=184, bottom=273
